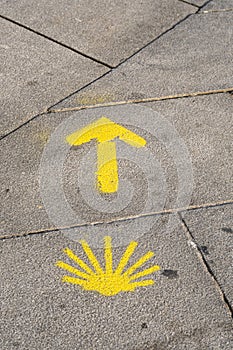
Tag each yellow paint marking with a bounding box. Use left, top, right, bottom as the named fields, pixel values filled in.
left=129, top=280, right=155, bottom=288
left=115, top=241, right=138, bottom=275
left=56, top=236, right=160, bottom=296
left=63, top=247, right=94, bottom=275
left=66, top=117, right=146, bottom=146
left=97, top=141, right=118, bottom=193
left=80, top=240, right=103, bottom=274
left=123, top=251, right=155, bottom=277
left=62, top=276, right=89, bottom=288
left=76, top=93, right=115, bottom=106
left=66, top=117, right=146, bottom=193
left=104, top=236, right=113, bottom=275
left=35, top=130, right=50, bottom=145
left=129, top=266, right=160, bottom=281
left=56, top=261, right=90, bottom=280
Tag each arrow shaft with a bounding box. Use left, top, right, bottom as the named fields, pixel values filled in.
left=66, top=117, right=147, bottom=194
left=97, top=141, right=118, bottom=193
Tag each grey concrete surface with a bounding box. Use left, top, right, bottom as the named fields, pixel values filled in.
left=142, top=93, right=233, bottom=206
left=53, top=12, right=233, bottom=111
left=185, top=0, right=208, bottom=6
left=0, top=94, right=232, bottom=238
left=182, top=204, right=233, bottom=308
left=1, top=2, right=233, bottom=349
left=0, top=218, right=232, bottom=350
left=202, top=0, right=233, bottom=10
left=0, top=18, right=108, bottom=137
left=0, top=0, right=195, bottom=67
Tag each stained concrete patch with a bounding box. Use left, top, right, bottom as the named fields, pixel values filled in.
left=0, top=0, right=195, bottom=67
left=52, top=12, right=233, bottom=111
left=0, top=94, right=232, bottom=238
left=182, top=204, right=233, bottom=307
left=1, top=105, right=181, bottom=237
left=0, top=219, right=232, bottom=349
left=0, top=18, right=108, bottom=137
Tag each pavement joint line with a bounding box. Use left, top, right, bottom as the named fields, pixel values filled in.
left=47, top=70, right=111, bottom=111
left=1, top=199, right=232, bottom=241
left=196, top=0, right=214, bottom=13
left=0, top=10, right=195, bottom=73
left=179, top=213, right=233, bottom=318
left=0, top=70, right=112, bottom=141
left=104, top=13, right=195, bottom=70
left=48, top=13, right=196, bottom=111
left=202, top=8, right=233, bottom=13
left=1, top=87, right=232, bottom=141
left=0, top=14, right=113, bottom=69
left=0, top=12, right=198, bottom=138
left=178, top=0, right=200, bottom=8
left=49, top=88, right=233, bottom=114
left=0, top=110, right=48, bottom=141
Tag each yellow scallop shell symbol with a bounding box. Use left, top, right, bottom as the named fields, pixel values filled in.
left=56, top=236, right=160, bottom=296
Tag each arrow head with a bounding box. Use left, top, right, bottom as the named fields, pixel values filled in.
left=66, top=117, right=146, bottom=147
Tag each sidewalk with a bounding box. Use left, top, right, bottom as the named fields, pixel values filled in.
left=0, top=1, right=232, bottom=349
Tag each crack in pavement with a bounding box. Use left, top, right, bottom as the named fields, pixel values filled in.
left=1, top=199, right=232, bottom=241
left=202, top=8, right=233, bottom=13
left=0, top=111, right=47, bottom=141
left=1, top=88, right=232, bottom=142
left=49, top=88, right=233, bottom=114
left=196, top=0, right=215, bottom=14
left=179, top=213, right=233, bottom=318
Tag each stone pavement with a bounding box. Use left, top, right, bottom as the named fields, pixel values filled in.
left=0, top=1, right=232, bottom=349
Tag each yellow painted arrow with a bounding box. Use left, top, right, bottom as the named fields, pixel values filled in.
left=66, top=117, right=146, bottom=193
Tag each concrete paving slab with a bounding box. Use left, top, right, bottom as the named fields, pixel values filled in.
left=182, top=204, right=233, bottom=308
left=0, top=94, right=232, bottom=238
left=52, top=12, right=233, bottom=111
left=141, top=93, right=233, bottom=206
left=202, top=0, right=233, bottom=10
left=179, top=0, right=207, bottom=6
left=1, top=104, right=181, bottom=237
left=0, top=18, right=108, bottom=137
left=1, top=218, right=233, bottom=349
left=185, top=0, right=208, bottom=6
left=0, top=0, right=196, bottom=67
